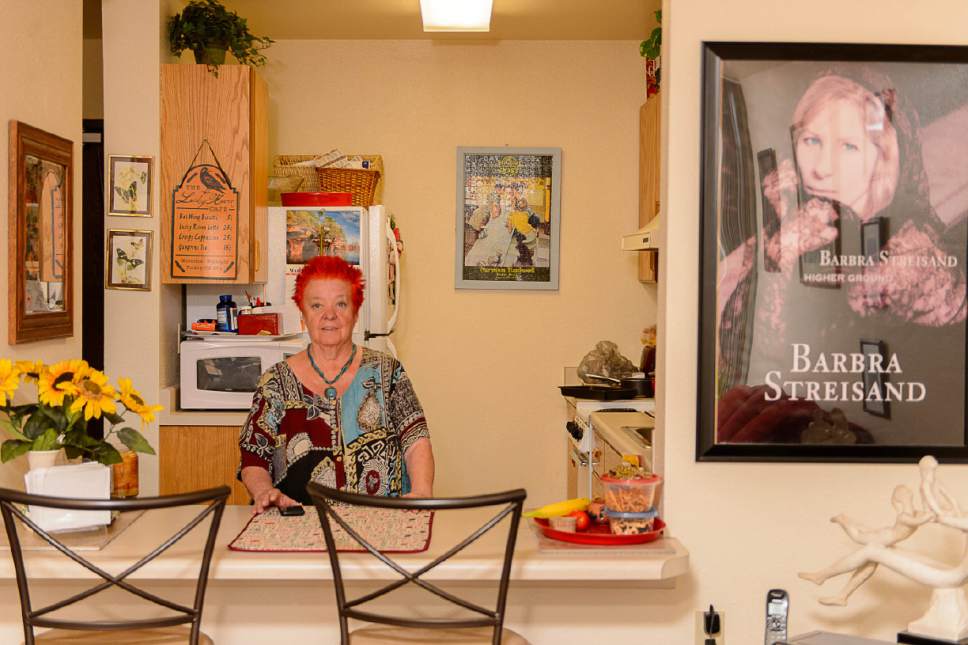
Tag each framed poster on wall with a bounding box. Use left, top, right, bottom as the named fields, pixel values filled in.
left=697, top=42, right=968, bottom=461
left=455, top=147, right=561, bottom=290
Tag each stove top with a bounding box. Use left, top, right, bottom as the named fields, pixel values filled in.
left=566, top=399, right=655, bottom=453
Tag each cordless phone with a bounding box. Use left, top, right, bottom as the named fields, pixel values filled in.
left=765, top=588, right=789, bottom=645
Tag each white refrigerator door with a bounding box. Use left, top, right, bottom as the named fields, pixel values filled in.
left=364, top=205, right=400, bottom=356
left=266, top=206, right=398, bottom=355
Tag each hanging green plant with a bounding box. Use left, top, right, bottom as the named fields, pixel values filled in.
left=168, top=0, right=273, bottom=75
left=639, top=10, right=662, bottom=97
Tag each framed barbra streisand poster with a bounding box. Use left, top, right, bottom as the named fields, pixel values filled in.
left=455, top=147, right=561, bottom=290
left=697, top=42, right=968, bottom=461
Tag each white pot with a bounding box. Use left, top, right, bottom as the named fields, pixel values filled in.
left=26, top=449, right=61, bottom=471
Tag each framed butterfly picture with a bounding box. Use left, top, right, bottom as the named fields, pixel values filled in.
left=108, top=155, right=152, bottom=216
left=106, top=229, right=152, bottom=291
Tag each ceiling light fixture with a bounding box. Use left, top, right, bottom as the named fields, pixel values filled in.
left=420, top=0, right=493, bottom=32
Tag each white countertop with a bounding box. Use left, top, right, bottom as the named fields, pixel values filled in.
left=1, top=506, right=688, bottom=584
left=591, top=410, right=654, bottom=457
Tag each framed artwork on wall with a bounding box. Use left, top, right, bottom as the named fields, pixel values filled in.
left=108, top=154, right=152, bottom=216
left=7, top=121, right=74, bottom=344
left=106, top=229, right=152, bottom=291
left=697, top=42, right=968, bottom=461
left=454, top=147, right=561, bottom=290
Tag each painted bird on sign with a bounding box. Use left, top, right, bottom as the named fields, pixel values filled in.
left=199, top=166, right=226, bottom=192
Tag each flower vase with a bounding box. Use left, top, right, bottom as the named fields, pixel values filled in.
left=26, top=449, right=60, bottom=471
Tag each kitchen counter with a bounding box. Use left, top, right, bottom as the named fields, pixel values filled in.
left=0, top=505, right=688, bottom=582
left=0, top=505, right=689, bottom=643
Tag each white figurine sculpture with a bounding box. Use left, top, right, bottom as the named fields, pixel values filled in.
left=800, top=456, right=968, bottom=642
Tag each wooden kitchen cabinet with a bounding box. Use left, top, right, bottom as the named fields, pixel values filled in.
left=160, top=425, right=250, bottom=505
left=638, top=91, right=661, bottom=283
left=160, top=64, right=268, bottom=284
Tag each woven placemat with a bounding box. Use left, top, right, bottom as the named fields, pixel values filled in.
left=227, top=506, right=434, bottom=554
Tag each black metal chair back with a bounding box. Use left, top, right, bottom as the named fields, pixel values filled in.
left=0, top=485, right=229, bottom=645
left=306, top=483, right=527, bottom=645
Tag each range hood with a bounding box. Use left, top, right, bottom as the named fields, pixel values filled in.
left=621, top=215, right=660, bottom=251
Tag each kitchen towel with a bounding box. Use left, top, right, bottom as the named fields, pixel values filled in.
left=228, top=506, right=434, bottom=553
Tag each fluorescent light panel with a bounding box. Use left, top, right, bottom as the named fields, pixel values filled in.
left=420, top=0, right=493, bottom=32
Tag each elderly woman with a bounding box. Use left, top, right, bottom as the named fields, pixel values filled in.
left=239, top=256, right=434, bottom=512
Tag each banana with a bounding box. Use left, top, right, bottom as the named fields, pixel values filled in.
left=523, top=497, right=590, bottom=519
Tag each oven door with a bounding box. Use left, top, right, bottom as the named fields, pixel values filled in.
left=567, top=443, right=597, bottom=500
left=592, top=436, right=625, bottom=501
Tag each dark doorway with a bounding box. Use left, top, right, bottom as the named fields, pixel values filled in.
left=82, top=118, right=104, bottom=439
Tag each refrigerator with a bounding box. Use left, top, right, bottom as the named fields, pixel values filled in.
left=183, top=205, right=400, bottom=356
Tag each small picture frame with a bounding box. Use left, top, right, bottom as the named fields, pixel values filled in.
left=861, top=339, right=892, bottom=419
left=862, top=217, right=888, bottom=259
left=106, top=229, right=152, bottom=291
left=108, top=155, right=152, bottom=216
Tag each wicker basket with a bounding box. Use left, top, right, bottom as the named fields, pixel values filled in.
left=316, top=166, right=381, bottom=207
left=272, top=154, right=384, bottom=206
left=272, top=154, right=326, bottom=191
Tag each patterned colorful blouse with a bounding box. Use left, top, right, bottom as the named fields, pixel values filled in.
left=239, top=347, right=430, bottom=503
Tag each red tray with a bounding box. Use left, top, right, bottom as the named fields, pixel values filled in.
left=533, top=517, right=665, bottom=546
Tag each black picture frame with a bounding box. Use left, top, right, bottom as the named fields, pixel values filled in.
left=698, top=42, right=968, bottom=462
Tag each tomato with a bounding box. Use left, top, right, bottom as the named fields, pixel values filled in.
left=568, top=510, right=591, bottom=531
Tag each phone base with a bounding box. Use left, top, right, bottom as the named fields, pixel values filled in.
left=899, top=631, right=968, bottom=644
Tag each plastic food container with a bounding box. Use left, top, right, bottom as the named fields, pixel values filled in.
left=605, top=508, right=657, bottom=535
left=601, top=473, right=662, bottom=512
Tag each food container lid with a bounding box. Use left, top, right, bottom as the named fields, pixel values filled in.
left=604, top=508, right=658, bottom=520
left=600, top=472, right=662, bottom=485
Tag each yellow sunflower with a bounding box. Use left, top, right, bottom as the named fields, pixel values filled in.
left=14, top=360, right=44, bottom=383
left=117, top=377, right=163, bottom=425
left=0, top=359, right=20, bottom=407
left=70, top=369, right=117, bottom=420
left=38, top=359, right=88, bottom=407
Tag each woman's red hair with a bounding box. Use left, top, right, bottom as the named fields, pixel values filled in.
left=292, top=256, right=365, bottom=313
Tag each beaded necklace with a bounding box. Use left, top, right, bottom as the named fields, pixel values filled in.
left=307, top=343, right=357, bottom=400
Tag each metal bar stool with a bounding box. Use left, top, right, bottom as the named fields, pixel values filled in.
left=0, top=486, right=229, bottom=644
left=306, top=483, right=530, bottom=645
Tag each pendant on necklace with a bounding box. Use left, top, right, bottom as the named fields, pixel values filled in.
left=325, top=386, right=337, bottom=400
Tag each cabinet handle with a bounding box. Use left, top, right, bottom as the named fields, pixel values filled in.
left=253, top=239, right=260, bottom=273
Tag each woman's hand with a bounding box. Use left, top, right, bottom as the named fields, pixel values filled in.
left=241, top=467, right=298, bottom=515
left=766, top=198, right=840, bottom=272
left=762, top=159, right=800, bottom=220
left=253, top=487, right=298, bottom=514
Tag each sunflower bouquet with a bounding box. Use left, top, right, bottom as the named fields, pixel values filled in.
left=0, top=358, right=161, bottom=465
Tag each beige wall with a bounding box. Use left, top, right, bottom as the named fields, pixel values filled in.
left=101, top=0, right=183, bottom=496
left=262, top=39, right=656, bottom=505
left=660, top=0, right=968, bottom=642
left=0, top=0, right=83, bottom=489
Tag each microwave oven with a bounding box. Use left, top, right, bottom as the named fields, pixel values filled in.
left=179, top=337, right=306, bottom=410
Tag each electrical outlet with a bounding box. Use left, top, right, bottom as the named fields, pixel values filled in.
left=695, top=609, right=725, bottom=645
